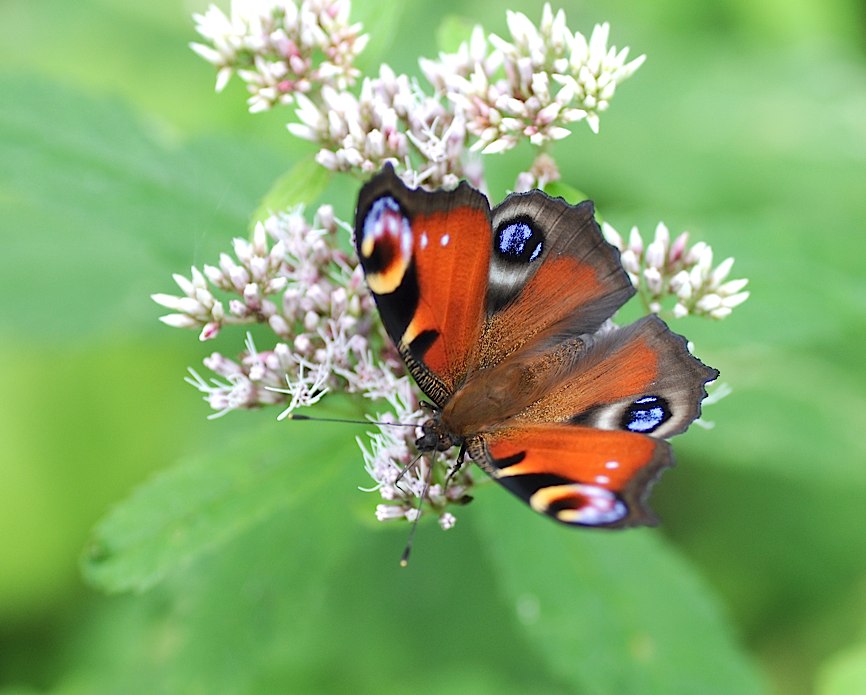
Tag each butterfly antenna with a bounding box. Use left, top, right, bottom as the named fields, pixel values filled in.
left=400, top=452, right=436, bottom=568
left=285, top=413, right=418, bottom=428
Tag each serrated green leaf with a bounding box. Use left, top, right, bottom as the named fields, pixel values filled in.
left=81, top=413, right=358, bottom=593
left=475, top=489, right=764, bottom=695
left=543, top=180, right=590, bottom=205
left=65, top=467, right=571, bottom=695
left=250, top=155, right=333, bottom=228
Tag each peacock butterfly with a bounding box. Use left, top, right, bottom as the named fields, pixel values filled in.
left=354, top=164, right=718, bottom=529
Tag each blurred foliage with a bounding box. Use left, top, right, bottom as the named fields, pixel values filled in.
left=1, top=0, right=865, bottom=693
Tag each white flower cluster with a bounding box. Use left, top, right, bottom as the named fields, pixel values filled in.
left=154, top=206, right=472, bottom=526
left=153, top=206, right=393, bottom=415
left=185, top=334, right=298, bottom=417
left=424, top=7, right=645, bottom=153
left=602, top=221, right=750, bottom=319
left=191, top=0, right=368, bottom=112
left=357, top=378, right=471, bottom=529
left=289, top=65, right=468, bottom=188
left=192, top=1, right=642, bottom=187
left=152, top=218, right=290, bottom=342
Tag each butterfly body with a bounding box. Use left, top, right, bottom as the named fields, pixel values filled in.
left=355, top=165, right=718, bottom=528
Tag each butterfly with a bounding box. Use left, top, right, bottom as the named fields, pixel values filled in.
left=354, top=164, right=718, bottom=530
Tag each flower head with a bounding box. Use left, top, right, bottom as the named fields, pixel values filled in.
left=154, top=205, right=388, bottom=413
left=289, top=65, right=468, bottom=189
left=425, top=4, right=645, bottom=153
left=196, top=1, right=643, bottom=186
left=191, top=0, right=368, bottom=111
left=602, top=221, right=750, bottom=319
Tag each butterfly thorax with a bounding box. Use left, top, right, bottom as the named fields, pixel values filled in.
left=415, top=355, right=559, bottom=456
left=414, top=364, right=530, bottom=454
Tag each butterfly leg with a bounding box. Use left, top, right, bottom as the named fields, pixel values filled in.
left=443, top=441, right=468, bottom=490
left=394, top=452, right=424, bottom=493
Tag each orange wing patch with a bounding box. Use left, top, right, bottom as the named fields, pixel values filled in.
left=479, top=256, right=608, bottom=367
left=403, top=206, right=491, bottom=388
left=476, top=423, right=671, bottom=527
left=486, top=424, right=658, bottom=493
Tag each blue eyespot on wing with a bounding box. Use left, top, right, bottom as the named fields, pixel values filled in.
left=621, top=396, right=671, bottom=433
left=495, top=219, right=544, bottom=264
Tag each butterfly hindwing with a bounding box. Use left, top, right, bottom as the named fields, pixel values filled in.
left=463, top=316, right=717, bottom=527
left=514, top=315, right=719, bottom=438
left=468, top=424, right=671, bottom=527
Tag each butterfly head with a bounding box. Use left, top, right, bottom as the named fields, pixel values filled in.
left=415, top=416, right=460, bottom=453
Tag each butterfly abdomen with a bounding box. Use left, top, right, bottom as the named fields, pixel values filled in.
left=441, top=340, right=586, bottom=438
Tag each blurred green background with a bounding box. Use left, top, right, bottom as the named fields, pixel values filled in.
left=1, top=0, right=865, bottom=693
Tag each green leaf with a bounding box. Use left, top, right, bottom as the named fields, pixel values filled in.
left=67, top=466, right=575, bottom=694
left=543, top=180, right=604, bottom=223
left=475, top=488, right=764, bottom=695
left=64, top=452, right=369, bottom=693
left=75, top=477, right=765, bottom=693
left=543, top=180, right=590, bottom=205
left=818, top=643, right=866, bottom=695
left=0, top=73, right=287, bottom=340
left=250, top=155, right=333, bottom=228
left=81, top=413, right=357, bottom=593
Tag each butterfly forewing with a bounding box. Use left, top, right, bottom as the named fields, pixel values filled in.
left=479, top=192, right=636, bottom=368
left=355, top=166, right=491, bottom=405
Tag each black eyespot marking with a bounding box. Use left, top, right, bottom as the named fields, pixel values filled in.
left=494, top=218, right=543, bottom=264
left=621, top=396, right=671, bottom=434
